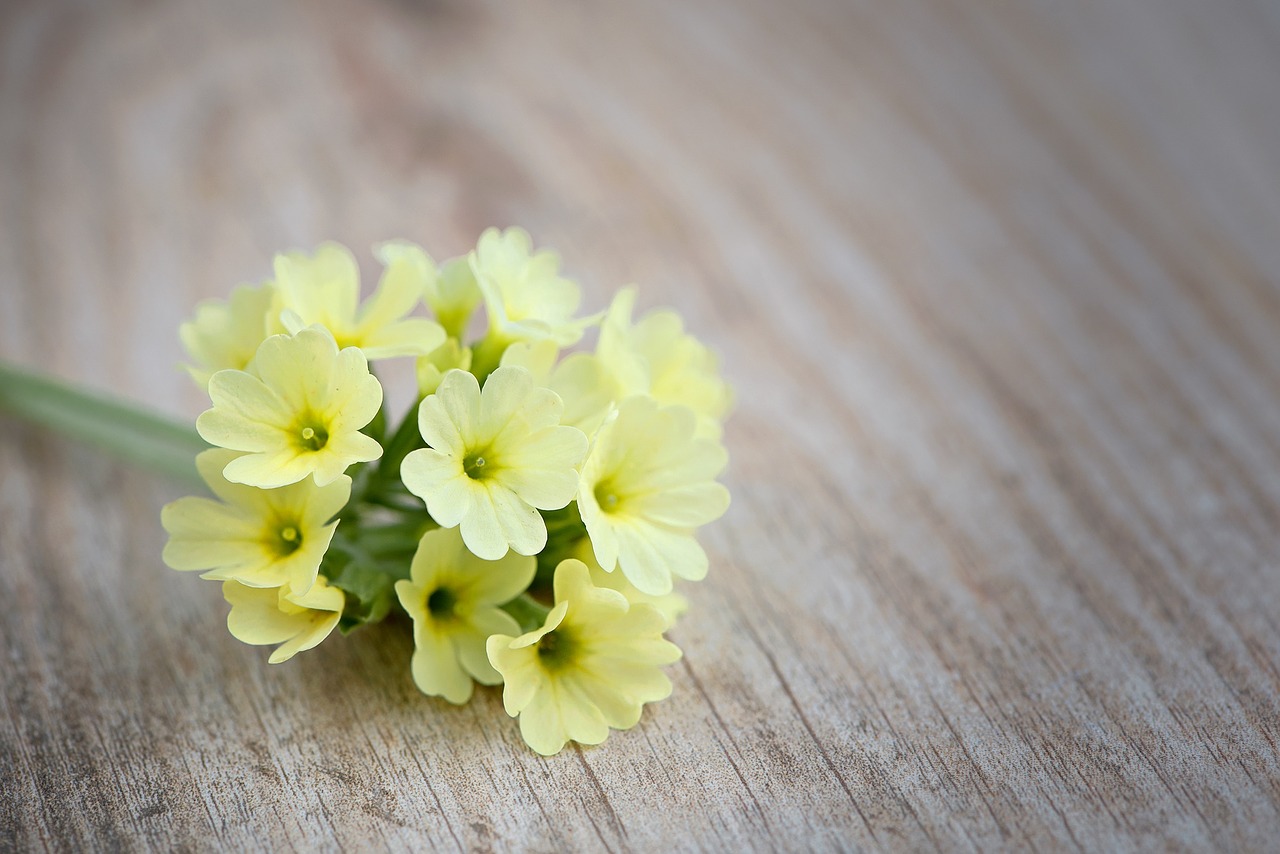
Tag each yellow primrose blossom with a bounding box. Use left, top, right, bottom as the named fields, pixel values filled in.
left=486, top=559, right=681, bottom=756
left=378, top=241, right=483, bottom=341
left=394, top=527, right=534, bottom=704
left=274, top=242, right=446, bottom=360
left=597, top=287, right=732, bottom=439
left=224, top=577, right=344, bottom=664
left=574, top=540, right=687, bottom=628
left=578, top=396, right=729, bottom=595
left=401, top=366, right=587, bottom=560
left=196, top=327, right=384, bottom=488
left=499, top=340, right=615, bottom=435
left=471, top=227, right=598, bottom=352
left=179, top=282, right=276, bottom=388
left=161, top=448, right=349, bottom=593
left=429, top=257, right=483, bottom=339
left=416, top=337, right=473, bottom=397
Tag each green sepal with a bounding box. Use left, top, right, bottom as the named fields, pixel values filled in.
left=331, top=561, right=398, bottom=634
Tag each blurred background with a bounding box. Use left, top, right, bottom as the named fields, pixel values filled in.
left=3, top=0, right=1280, bottom=849
left=6, top=0, right=1276, bottom=413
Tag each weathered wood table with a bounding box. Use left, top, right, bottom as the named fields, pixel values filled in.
left=3, top=0, right=1279, bottom=849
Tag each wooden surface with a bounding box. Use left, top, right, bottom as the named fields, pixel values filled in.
left=3, top=0, right=1280, bottom=850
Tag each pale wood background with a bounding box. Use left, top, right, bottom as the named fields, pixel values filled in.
left=2, top=0, right=1279, bottom=850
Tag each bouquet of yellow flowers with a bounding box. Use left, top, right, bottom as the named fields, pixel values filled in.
left=156, top=228, right=731, bottom=755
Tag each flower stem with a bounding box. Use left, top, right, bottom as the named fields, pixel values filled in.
left=371, top=398, right=425, bottom=492
left=0, top=361, right=207, bottom=488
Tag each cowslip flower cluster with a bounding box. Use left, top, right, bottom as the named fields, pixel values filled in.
left=163, top=229, right=731, bottom=755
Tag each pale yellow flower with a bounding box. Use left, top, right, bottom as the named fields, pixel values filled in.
left=401, top=366, right=587, bottom=560
left=487, top=559, right=681, bottom=756
left=274, top=242, right=445, bottom=360
left=179, top=282, right=276, bottom=388
left=499, top=340, right=614, bottom=435
left=471, top=227, right=597, bottom=350
left=162, top=448, right=349, bottom=593
left=378, top=241, right=483, bottom=341
left=416, top=337, right=473, bottom=397
left=394, top=527, right=534, bottom=704
left=224, top=577, right=344, bottom=664
left=578, top=396, right=729, bottom=595
left=597, top=287, right=732, bottom=439
left=196, top=327, right=384, bottom=488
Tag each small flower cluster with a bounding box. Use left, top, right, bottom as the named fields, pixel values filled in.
left=162, top=229, right=731, bottom=755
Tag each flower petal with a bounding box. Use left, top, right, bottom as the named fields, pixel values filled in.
left=487, top=486, right=546, bottom=557
left=493, top=425, right=587, bottom=510
left=401, top=448, right=470, bottom=527
left=452, top=548, right=536, bottom=606
left=627, top=482, right=730, bottom=528
left=198, top=372, right=289, bottom=452
left=416, top=395, right=465, bottom=455
left=564, top=671, right=644, bottom=731
left=360, top=318, right=446, bottom=360
left=458, top=488, right=509, bottom=560
left=488, top=636, right=542, bottom=715
left=222, top=449, right=312, bottom=489
left=478, top=366, right=537, bottom=439
left=160, top=498, right=262, bottom=571
left=455, top=618, right=514, bottom=685
left=518, top=682, right=573, bottom=756
left=556, top=678, right=611, bottom=748
left=433, top=369, right=481, bottom=447
left=411, top=624, right=474, bottom=704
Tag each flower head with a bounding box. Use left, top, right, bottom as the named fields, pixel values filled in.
left=471, top=228, right=597, bottom=349
left=224, top=577, right=344, bottom=664
left=394, top=527, right=534, bottom=704
left=598, top=287, right=732, bottom=439
left=378, top=241, right=483, bottom=341
left=500, top=340, right=614, bottom=435
left=162, top=448, right=349, bottom=593
left=196, top=327, right=384, bottom=488
left=578, top=396, right=729, bottom=595
left=179, top=282, right=276, bottom=388
left=401, top=366, right=587, bottom=560
left=487, top=559, right=681, bottom=756
left=274, top=242, right=445, bottom=360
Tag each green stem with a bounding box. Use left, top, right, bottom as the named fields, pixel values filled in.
left=372, top=398, right=426, bottom=491
left=0, top=361, right=207, bottom=488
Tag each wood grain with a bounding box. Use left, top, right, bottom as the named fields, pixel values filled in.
left=3, top=0, right=1280, bottom=849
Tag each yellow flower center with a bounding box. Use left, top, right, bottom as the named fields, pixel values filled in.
left=272, top=523, right=303, bottom=557
left=593, top=481, right=623, bottom=514
left=427, top=586, right=457, bottom=618
left=463, top=453, right=490, bottom=480
left=296, top=421, right=330, bottom=452
left=536, top=628, right=577, bottom=671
